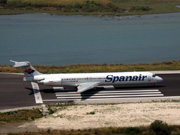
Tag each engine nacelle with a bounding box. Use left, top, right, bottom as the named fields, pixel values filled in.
left=40, top=78, right=62, bottom=85
left=23, top=76, right=44, bottom=82
left=23, top=77, right=34, bottom=81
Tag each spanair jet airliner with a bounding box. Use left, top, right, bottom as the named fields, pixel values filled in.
left=10, top=60, right=163, bottom=93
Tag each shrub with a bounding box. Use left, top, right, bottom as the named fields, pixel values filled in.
left=0, top=0, right=7, bottom=5
left=86, top=111, right=95, bottom=115
left=123, top=127, right=141, bottom=135
left=131, top=6, right=151, bottom=11
left=7, top=0, right=23, bottom=7
left=150, top=120, right=171, bottom=135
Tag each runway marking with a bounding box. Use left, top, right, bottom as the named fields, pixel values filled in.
left=56, top=94, right=164, bottom=99
left=31, top=82, right=43, bottom=104
left=55, top=89, right=161, bottom=95
left=52, top=87, right=164, bottom=101
left=55, top=92, right=162, bottom=97
left=42, top=96, right=180, bottom=102
left=53, top=87, right=64, bottom=90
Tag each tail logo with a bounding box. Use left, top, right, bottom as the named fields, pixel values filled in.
left=24, top=68, right=35, bottom=74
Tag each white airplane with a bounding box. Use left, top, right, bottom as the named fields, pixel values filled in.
left=10, top=60, right=163, bottom=93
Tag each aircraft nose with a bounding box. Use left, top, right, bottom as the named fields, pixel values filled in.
left=155, top=76, right=163, bottom=82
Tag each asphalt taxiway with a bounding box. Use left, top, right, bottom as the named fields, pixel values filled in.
left=0, top=73, right=180, bottom=110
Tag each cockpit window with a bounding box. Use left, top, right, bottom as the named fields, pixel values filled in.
left=152, top=74, right=156, bottom=77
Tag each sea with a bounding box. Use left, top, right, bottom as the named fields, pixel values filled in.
left=0, top=13, right=180, bottom=65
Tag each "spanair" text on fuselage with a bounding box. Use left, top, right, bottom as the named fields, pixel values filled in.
left=105, top=74, right=148, bottom=83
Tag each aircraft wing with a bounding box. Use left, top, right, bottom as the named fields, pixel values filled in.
left=77, top=82, right=99, bottom=93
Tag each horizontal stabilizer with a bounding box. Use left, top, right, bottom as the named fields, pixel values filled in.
left=10, top=60, right=30, bottom=67
left=10, top=60, right=42, bottom=76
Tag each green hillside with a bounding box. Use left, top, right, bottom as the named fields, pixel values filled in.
left=0, top=0, right=180, bottom=15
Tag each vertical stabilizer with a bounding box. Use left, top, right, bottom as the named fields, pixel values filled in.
left=10, top=60, right=42, bottom=77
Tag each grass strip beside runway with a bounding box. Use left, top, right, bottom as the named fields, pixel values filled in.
left=0, top=108, right=43, bottom=123
left=7, top=125, right=180, bottom=135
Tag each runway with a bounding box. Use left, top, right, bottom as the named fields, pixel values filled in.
left=0, top=73, right=180, bottom=110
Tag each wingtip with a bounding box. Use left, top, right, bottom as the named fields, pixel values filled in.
left=10, top=60, right=16, bottom=63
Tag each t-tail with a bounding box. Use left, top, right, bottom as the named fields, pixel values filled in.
left=10, top=60, right=42, bottom=81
